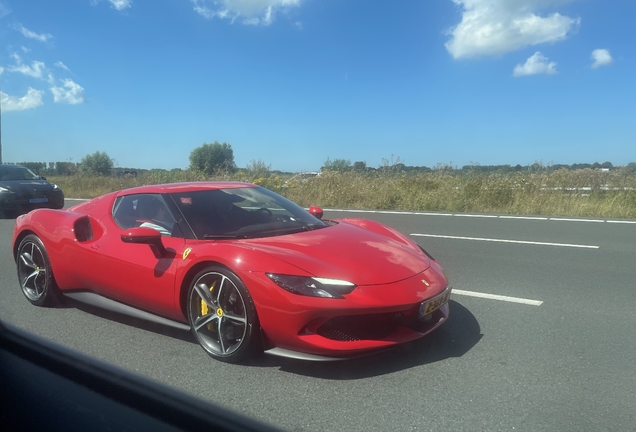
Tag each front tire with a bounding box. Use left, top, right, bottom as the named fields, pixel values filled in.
left=187, top=266, right=262, bottom=363
left=17, top=234, right=59, bottom=307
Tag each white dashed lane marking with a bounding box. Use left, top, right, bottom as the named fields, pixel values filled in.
left=452, top=289, right=543, bottom=306
left=410, top=233, right=600, bottom=249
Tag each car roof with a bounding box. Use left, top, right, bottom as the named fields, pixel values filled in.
left=115, top=181, right=258, bottom=196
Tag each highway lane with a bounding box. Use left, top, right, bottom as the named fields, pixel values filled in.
left=1, top=207, right=635, bottom=431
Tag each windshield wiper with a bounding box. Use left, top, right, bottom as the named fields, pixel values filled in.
left=202, top=233, right=244, bottom=239
left=304, top=223, right=327, bottom=231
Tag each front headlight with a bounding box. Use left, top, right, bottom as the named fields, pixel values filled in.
left=266, top=274, right=356, bottom=299
left=0, top=186, right=11, bottom=193
left=52, top=184, right=59, bottom=190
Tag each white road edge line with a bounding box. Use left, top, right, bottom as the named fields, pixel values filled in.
left=453, top=214, right=498, bottom=218
left=499, top=216, right=549, bottom=220
left=452, top=289, right=543, bottom=306
left=322, top=208, right=635, bottom=224
left=410, top=233, right=600, bottom=249
left=549, top=217, right=604, bottom=223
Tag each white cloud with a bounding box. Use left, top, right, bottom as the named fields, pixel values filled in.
left=109, top=0, right=132, bottom=10
left=0, top=3, right=11, bottom=20
left=54, top=61, right=71, bottom=72
left=1, top=88, right=44, bottom=112
left=51, top=79, right=86, bottom=104
left=7, top=54, right=56, bottom=82
left=19, top=24, right=53, bottom=42
left=91, top=0, right=132, bottom=11
left=192, top=0, right=300, bottom=26
left=21, top=45, right=31, bottom=53
left=591, top=48, right=613, bottom=69
left=191, top=2, right=215, bottom=19
left=8, top=60, right=47, bottom=79
left=243, top=17, right=260, bottom=25
left=513, top=51, right=557, bottom=76
left=446, top=0, right=580, bottom=59
left=0, top=66, right=4, bottom=75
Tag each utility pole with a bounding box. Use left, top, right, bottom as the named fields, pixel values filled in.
left=0, top=106, right=3, bottom=164
left=0, top=79, right=3, bottom=164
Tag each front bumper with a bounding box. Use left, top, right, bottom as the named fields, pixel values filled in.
left=247, top=260, right=451, bottom=358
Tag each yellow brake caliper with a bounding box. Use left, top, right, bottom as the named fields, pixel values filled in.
left=201, top=280, right=217, bottom=331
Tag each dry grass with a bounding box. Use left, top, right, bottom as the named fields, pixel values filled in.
left=49, top=168, right=636, bottom=219
left=282, top=169, right=636, bottom=219
left=49, top=170, right=208, bottom=198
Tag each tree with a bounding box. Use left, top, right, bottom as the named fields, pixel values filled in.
left=189, top=142, right=236, bottom=175
left=353, top=161, right=367, bottom=171
left=80, top=151, right=114, bottom=176
left=321, top=157, right=351, bottom=172
left=54, top=161, right=77, bottom=176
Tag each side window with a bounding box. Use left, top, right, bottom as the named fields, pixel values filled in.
left=112, top=196, right=139, bottom=229
left=112, top=194, right=176, bottom=236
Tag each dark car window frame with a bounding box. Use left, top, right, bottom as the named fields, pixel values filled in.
left=112, top=193, right=194, bottom=239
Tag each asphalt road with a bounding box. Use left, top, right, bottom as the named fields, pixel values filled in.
left=1, top=204, right=635, bottom=432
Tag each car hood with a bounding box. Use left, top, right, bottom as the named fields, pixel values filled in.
left=0, top=179, right=58, bottom=193
left=244, top=221, right=430, bottom=285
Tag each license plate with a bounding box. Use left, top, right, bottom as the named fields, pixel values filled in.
left=29, top=198, right=48, bottom=203
left=419, top=288, right=451, bottom=318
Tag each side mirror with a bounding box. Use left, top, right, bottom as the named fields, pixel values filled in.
left=308, top=206, right=323, bottom=219
left=121, top=227, right=167, bottom=258
left=39, top=176, right=47, bottom=180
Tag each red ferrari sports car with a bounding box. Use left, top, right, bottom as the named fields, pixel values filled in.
left=12, top=182, right=451, bottom=362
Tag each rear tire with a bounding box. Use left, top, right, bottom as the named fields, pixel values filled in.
left=186, top=266, right=262, bottom=363
left=17, top=234, right=60, bottom=307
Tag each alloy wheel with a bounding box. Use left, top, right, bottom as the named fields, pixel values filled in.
left=188, top=271, right=249, bottom=358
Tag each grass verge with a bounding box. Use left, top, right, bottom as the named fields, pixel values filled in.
left=49, top=168, right=636, bottom=219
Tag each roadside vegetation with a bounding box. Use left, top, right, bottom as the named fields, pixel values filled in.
left=282, top=168, right=636, bottom=219
left=41, top=166, right=636, bottom=220
left=14, top=146, right=636, bottom=219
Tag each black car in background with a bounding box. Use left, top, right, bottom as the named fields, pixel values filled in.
left=0, top=164, right=64, bottom=217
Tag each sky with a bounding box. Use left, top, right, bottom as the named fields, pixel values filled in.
left=0, top=0, right=634, bottom=172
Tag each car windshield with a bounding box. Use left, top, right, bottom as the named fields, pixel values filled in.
left=170, top=186, right=328, bottom=239
left=0, top=166, right=39, bottom=181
